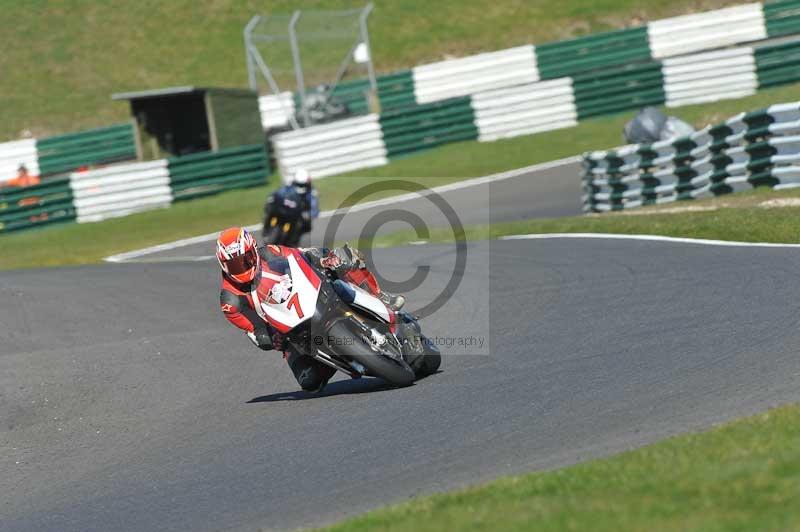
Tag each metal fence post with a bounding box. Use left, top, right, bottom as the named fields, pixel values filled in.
left=360, top=3, right=378, bottom=95
left=249, top=44, right=301, bottom=130
left=289, top=10, right=310, bottom=127
left=243, top=15, right=261, bottom=91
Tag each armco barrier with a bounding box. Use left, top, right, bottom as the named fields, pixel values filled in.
left=0, top=144, right=271, bottom=234
left=647, top=2, right=766, bottom=59
left=270, top=35, right=800, bottom=179
left=755, top=38, right=800, bottom=87
left=0, top=123, right=137, bottom=185
left=411, top=46, right=539, bottom=105
left=380, top=97, right=477, bottom=157
left=331, top=71, right=416, bottom=115
left=272, top=115, right=387, bottom=179
left=36, top=123, right=137, bottom=176
left=0, top=176, right=75, bottom=234
left=582, top=101, right=800, bottom=212
left=258, top=72, right=416, bottom=130
left=70, top=160, right=171, bottom=223
left=764, top=0, right=800, bottom=37
left=536, top=27, right=651, bottom=80
left=259, top=92, right=295, bottom=130
left=573, top=60, right=665, bottom=119
left=662, top=47, right=758, bottom=107
left=402, top=0, right=788, bottom=108
left=470, top=78, right=577, bottom=142
left=168, top=144, right=270, bottom=201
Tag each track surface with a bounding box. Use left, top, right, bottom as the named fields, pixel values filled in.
left=4, top=161, right=800, bottom=531
left=132, top=160, right=583, bottom=262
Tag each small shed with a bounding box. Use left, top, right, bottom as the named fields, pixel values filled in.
left=112, top=86, right=263, bottom=160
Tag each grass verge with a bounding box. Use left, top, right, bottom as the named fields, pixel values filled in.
left=3, top=83, right=800, bottom=270
left=321, top=403, right=800, bottom=531
left=1, top=0, right=742, bottom=140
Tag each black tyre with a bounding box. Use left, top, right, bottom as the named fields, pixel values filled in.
left=417, top=335, right=441, bottom=375
left=327, top=320, right=415, bottom=386
left=285, top=223, right=303, bottom=247
left=396, top=320, right=441, bottom=378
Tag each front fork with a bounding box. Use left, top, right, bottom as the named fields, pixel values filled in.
left=311, top=346, right=364, bottom=379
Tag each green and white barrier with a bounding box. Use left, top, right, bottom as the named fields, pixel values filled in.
left=662, top=47, right=758, bottom=107
left=0, top=144, right=270, bottom=234
left=411, top=46, right=539, bottom=105
left=272, top=115, right=387, bottom=179
left=272, top=36, right=800, bottom=176
left=572, top=61, right=665, bottom=119
left=168, top=144, right=270, bottom=201
left=70, top=160, right=171, bottom=223
left=647, top=2, right=767, bottom=58
left=381, top=97, right=477, bottom=157
left=582, top=102, right=800, bottom=212
left=0, top=176, right=75, bottom=233
left=36, top=123, right=137, bottom=176
left=258, top=92, right=295, bottom=130
left=270, top=33, right=800, bottom=180
left=755, top=38, right=800, bottom=87
left=471, top=78, right=577, bottom=142
left=0, top=123, right=137, bottom=185
left=765, top=0, right=800, bottom=36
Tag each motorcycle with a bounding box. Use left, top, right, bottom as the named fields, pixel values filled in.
left=262, top=192, right=306, bottom=247
left=249, top=247, right=441, bottom=386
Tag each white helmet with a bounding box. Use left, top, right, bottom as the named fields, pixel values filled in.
left=293, top=168, right=310, bottom=186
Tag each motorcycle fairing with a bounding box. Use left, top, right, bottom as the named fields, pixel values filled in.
left=251, top=249, right=321, bottom=333
left=337, top=281, right=396, bottom=326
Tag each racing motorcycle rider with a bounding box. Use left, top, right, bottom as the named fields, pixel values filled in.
left=217, top=226, right=407, bottom=392
left=262, top=168, right=319, bottom=240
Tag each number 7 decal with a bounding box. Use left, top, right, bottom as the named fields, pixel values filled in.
left=287, top=292, right=304, bottom=319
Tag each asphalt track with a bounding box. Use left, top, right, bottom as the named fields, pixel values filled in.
left=123, top=159, right=583, bottom=262
left=4, top=161, right=800, bottom=531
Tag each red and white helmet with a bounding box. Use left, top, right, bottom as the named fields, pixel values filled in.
left=216, top=227, right=260, bottom=284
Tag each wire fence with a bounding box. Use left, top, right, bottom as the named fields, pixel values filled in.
left=245, top=5, right=376, bottom=129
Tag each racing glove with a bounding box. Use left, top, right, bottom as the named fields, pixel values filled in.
left=320, top=245, right=366, bottom=272
left=320, top=250, right=343, bottom=270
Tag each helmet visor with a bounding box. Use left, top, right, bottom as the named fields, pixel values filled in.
left=224, top=248, right=258, bottom=275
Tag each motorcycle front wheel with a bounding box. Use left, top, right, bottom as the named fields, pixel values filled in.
left=326, top=319, right=415, bottom=387
left=263, top=225, right=286, bottom=245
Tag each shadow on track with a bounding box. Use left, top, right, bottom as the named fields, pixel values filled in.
left=247, top=371, right=441, bottom=403
left=247, top=377, right=400, bottom=403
